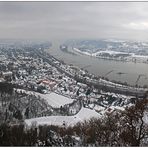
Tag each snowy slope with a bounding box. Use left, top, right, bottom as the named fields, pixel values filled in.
left=73, top=47, right=148, bottom=63
left=92, top=50, right=130, bottom=57
left=38, top=92, right=74, bottom=108
left=25, top=107, right=101, bottom=127
left=75, top=107, right=100, bottom=121
left=15, top=89, right=73, bottom=108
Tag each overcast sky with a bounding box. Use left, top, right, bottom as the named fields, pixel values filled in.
left=0, top=2, right=148, bottom=41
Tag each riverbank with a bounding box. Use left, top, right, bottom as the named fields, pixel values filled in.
left=73, top=47, right=148, bottom=64
left=47, top=42, right=148, bottom=87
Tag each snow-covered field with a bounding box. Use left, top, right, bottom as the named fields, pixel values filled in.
left=73, top=48, right=148, bottom=63
left=15, top=89, right=74, bottom=108
left=25, top=107, right=101, bottom=127
left=73, top=48, right=129, bottom=57
left=73, top=48, right=92, bottom=56
left=38, top=92, right=74, bottom=108
left=92, top=50, right=130, bottom=57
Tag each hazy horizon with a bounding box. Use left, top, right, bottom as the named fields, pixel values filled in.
left=1, top=2, right=148, bottom=42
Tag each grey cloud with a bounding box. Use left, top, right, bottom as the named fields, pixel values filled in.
left=0, top=2, right=148, bottom=41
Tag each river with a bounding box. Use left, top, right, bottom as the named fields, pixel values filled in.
left=47, top=40, right=148, bottom=87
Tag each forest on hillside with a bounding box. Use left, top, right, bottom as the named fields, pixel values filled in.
left=0, top=97, right=147, bottom=146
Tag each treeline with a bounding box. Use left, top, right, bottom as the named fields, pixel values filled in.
left=74, top=98, right=148, bottom=146
left=0, top=98, right=147, bottom=146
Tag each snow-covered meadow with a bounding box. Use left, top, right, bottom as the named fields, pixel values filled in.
left=15, top=89, right=74, bottom=108
left=25, top=107, right=101, bottom=127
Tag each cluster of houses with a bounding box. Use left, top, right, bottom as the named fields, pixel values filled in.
left=0, top=45, right=138, bottom=115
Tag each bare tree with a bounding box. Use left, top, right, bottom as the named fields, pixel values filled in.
left=120, top=98, right=148, bottom=146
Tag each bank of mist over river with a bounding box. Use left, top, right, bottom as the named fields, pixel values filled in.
left=48, top=40, right=148, bottom=87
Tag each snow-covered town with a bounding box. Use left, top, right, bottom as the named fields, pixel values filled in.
left=0, top=1, right=148, bottom=146
left=0, top=41, right=148, bottom=146
left=0, top=41, right=146, bottom=123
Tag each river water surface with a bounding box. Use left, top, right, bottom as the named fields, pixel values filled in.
left=47, top=41, right=148, bottom=87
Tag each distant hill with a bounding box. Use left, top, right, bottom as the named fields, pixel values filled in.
left=64, top=39, right=148, bottom=56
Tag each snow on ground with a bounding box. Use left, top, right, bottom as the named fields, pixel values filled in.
left=73, top=47, right=148, bottom=63
left=131, top=53, right=148, bottom=59
left=73, top=48, right=129, bottom=57
left=94, top=105, right=105, bottom=112
left=75, top=107, right=100, bottom=121
left=73, top=48, right=91, bottom=56
left=143, top=112, right=148, bottom=124
left=25, top=107, right=101, bottom=127
left=38, top=92, right=73, bottom=108
left=15, top=89, right=73, bottom=108
left=92, top=50, right=129, bottom=57
left=109, top=106, right=125, bottom=111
